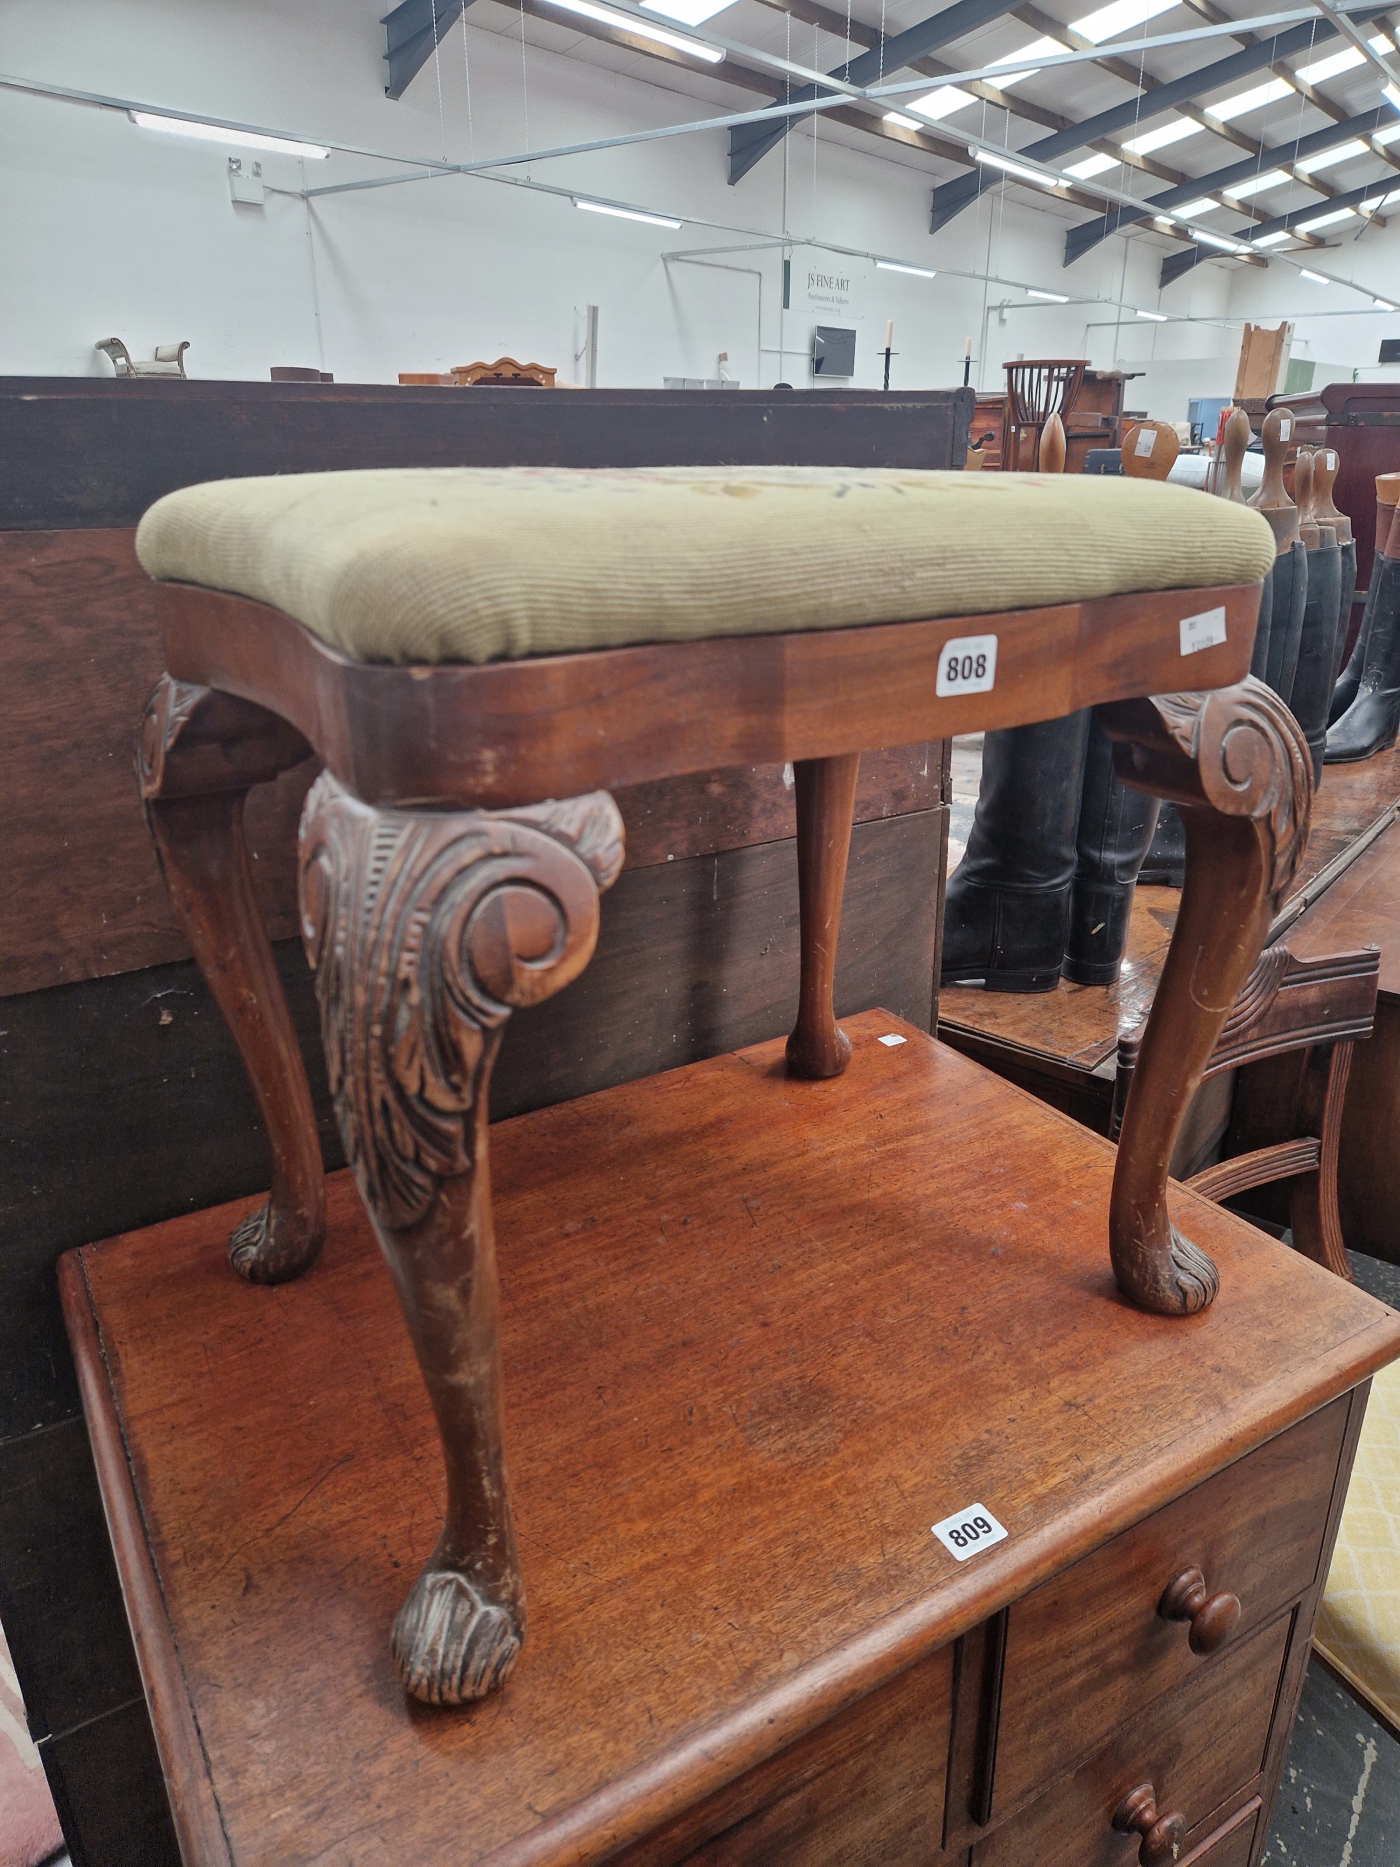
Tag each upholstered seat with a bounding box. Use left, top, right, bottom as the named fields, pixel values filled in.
left=135, top=465, right=1276, bottom=666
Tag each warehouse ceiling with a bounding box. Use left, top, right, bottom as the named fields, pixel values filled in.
left=394, top=0, right=1400, bottom=282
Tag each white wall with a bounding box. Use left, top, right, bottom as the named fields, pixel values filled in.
left=0, top=0, right=1388, bottom=402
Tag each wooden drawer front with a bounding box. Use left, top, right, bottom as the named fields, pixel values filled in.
left=1184, top=1798, right=1261, bottom=1866
left=619, top=1643, right=953, bottom=1867
left=975, top=1614, right=1288, bottom=1867
left=992, top=1396, right=1345, bottom=1813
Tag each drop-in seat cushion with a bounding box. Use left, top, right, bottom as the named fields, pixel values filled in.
left=135, top=465, right=1277, bottom=667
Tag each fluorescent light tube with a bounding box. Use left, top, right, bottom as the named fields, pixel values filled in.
left=1027, top=288, right=1069, bottom=301
left=1376, top=297, right=1397, bottom=310
left=128, top=111, right=329, bottom=158
left=1299, top=268, right=1330, bottom=284
left=1191, top=227, right=1246, bottom=251
left=1294, top=207, right=1356, bottom=232
left=1136, top=309, right=1168, bottom=320
left=972, top=149, right=1059, bottom=188
left=575, top=198, right=682, bottom=227
left=877, top=260, right=936, bottom=277
left=541, top=0, right=724, bottom=60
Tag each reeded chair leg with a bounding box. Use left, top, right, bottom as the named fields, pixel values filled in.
left=137, top=676, right=324, bottom=1284
left=298, top=772, right=624, bottom=1704
left=786, top=753, right=860, bottom=1080
left=1097, top=679, right=1313, bottom=1316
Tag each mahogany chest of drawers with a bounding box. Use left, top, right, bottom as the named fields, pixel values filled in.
left=63, top=1017, right=1400, bottom=1865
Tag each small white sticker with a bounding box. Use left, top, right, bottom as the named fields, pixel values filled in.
left=932, top=1504, right=1008, bottom=1561
left=937, top=633, right=998, bottom=698
left=1325, top=450, right=1337, bottom=470
left=1135, top=426, right=1157, bottom=458
left=1279, top=417, right=1292, bottom=441
left=878, top=1033, right=907, bottom=1047
left=1179, top=605, right=1228, bottom=657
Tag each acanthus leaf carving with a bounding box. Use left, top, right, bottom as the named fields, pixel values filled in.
left=299, top=773, right=624, bottom=1232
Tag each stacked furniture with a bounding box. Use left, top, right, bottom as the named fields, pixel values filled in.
left=55, top=460, right=1400, bottom=1863
left=0, top=379, right=968, bottom=1864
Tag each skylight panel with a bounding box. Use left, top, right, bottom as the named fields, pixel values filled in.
left=1360, top=187, right=1400, bottom=211
left=1250, top=229, right=1291, bottom=245
left=1174, top=196, right=1222, bottom=217
left=1206, top=77, right=1293, bottom=123
left=1294, top=205, right=1357, bottom=231
left=1070, top=0, right=1178, bottom=45
left=1296, top=139, right=1369, bottom=172
left=1121, top=117, right=1203, bottom=155
left=1376, top=122, right=1400, bottom=146
left=640, top=0, right=732, bottom=23
left=895, top=85, right=977, bottom=123
left=1223, top=169, right=1287, bottom=199
left=1294, top=38, right=1388, bottom=87
left=985, top=37, right=1062, bottom=90
left=1065, top=152, right=1120, bottom=178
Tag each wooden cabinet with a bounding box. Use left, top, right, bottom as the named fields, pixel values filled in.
left=63, top=1022, right=1398, bottom=1866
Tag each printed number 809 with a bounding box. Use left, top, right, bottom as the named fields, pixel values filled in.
left=945, top=1515, right=994, bottom=1550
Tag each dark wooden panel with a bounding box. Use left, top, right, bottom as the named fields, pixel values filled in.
left=40, top=1695, right=182, bottom=1867
left=0, top=529, right=942, bottom=996
left=63, top=1021, right=1400, bottom=1866
left=0, top=381, right=973, bottom=530
left=0, top=1417, right=144, bottom=1739
left=0, top=809, right=942, bottom=1439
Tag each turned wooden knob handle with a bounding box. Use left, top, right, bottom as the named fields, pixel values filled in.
left=1113, top=1783, right=1188, bottom=1864
left=1159, top=1567, right=1241, bottom=1655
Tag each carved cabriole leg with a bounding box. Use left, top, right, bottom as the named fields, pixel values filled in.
left=786, top=753, right=860, bottom=1080
left=1098, top=678, right=1312, bottom=1316
left=298, top=772, right=624, bottom=1704
left=137, top=676, right=324, bottom=1284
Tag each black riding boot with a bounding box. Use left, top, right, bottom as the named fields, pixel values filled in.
left=1249, top=555, right=1275, bottom=683
left=1138, top=804, right=1185, bottom=888
left=1331, top=541, right=1376, bottom=725
left=1326, top=550, right=1400, bottom=762
left=942, top=711, right=1092, bottom=993
left=1265, top=539, right=1308, bottom=702
left=1289, top=540, right=1343, bottom=784
left=1063, top=715, right=1161, bottom=986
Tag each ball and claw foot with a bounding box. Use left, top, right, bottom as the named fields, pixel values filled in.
left=227, top=1203, right=324, bottom=1286
left=1119, top=1227, right=1220, bottom=1318
left=392, top=1567, right=523, bottom=1706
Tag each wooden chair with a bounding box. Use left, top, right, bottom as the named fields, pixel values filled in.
left=1111, top=943, right=1380, bottom=1278
left=1002, top=358, right=1086, bottom=471
left=133, top=463, right=1297, bottom=1704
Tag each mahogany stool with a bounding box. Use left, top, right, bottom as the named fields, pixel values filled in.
left=132, top=464, right=1294, bottom=1708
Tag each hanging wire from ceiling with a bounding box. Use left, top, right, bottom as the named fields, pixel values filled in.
left=430, top=0, right=447, bottom=160
left=462, top=0, right=476, bottom=162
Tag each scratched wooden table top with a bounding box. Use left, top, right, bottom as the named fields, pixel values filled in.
left=64, top=1013, right=1400, bottom=1867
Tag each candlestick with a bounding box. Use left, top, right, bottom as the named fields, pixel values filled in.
left=884, top=319, right=894, bottom=350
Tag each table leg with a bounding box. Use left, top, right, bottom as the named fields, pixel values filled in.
left=298, top=772, right=624, bottom=1704
left=786, top=752, right=860, bottom=1080
left=1098, top=678, right=1312, bottom=1315
left=137, top=675, right=323, bottom=1284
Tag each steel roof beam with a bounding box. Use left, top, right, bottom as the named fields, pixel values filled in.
left=1064, top=103, right=1391, bottom=260
left=382, top=0, right=471, bottom=100
left=1160, top=166, right=1397, bottom=280
left=928, top=9, right=1384, bottom=231
left=728, top=0, right=1028, bottom=183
